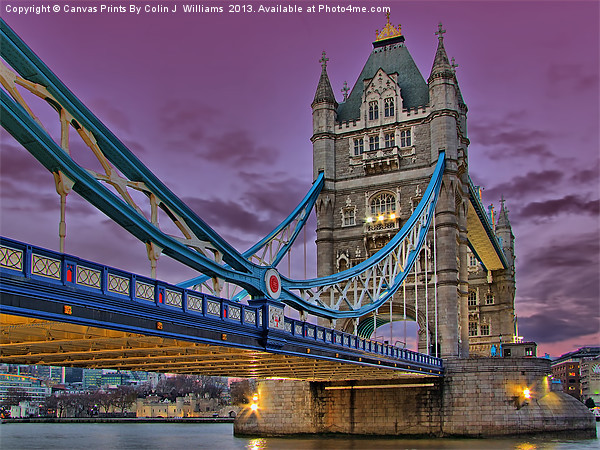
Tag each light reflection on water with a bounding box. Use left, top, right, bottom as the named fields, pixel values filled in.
left=0, top=422, right=597, bottom=450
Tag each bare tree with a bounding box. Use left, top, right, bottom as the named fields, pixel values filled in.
left=112, top=386, right=137, bottom=414
left=93, top=390, right=114, bottom=414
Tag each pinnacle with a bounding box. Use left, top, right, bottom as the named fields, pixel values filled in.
left=312, top=51, right=337, bottom=107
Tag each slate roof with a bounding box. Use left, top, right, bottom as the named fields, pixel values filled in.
left=336, top=42, right=429, bottom=122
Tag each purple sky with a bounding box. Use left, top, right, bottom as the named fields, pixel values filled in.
left=1, top=1, right=598, bottom=357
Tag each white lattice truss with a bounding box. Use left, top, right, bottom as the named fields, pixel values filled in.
left=286, top=189, right=437, bottom=316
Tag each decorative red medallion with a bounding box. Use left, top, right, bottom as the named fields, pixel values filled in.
left=265, top=268, right=281, bottom=299
left=269, top=275, right=279, bottom=293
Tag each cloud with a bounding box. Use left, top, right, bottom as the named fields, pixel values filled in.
left=480, top=169, right=563, bottom=203
left=547, top=63, right=599, bottom=93
left=240, top=173, right=308, bottom=219
left=160, top=99, right=220, bottom=141
left=519, top=311, right=599, bottom=345
left=182, top=196, right=273, bottom=239
left=517, top=195, right=599, bottom=221
left=90, top=98, right=132, bottom=132
left=570, top=165, right=600, bottom=186
left=517, top=231, right=599, bottom=301
left=201, top=130, right=278, bottom=165
left=516, top=232, right=600, bottom=345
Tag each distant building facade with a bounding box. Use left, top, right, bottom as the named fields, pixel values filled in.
left=0, top=373, right=50, bottom=404
left=551, top=347, right=600, bottom=401
left=581, top=356, right=600, bottom=405
left=136, top=394, right=233, bottom=418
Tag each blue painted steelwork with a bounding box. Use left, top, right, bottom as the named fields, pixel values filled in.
left=467, top=176, right=509, bottom=270
left=0, top=19, right=442, bottom=320
left=0, top=19, right=268, bottom=294
left=177, top=172, right=324, bottom=292
left=278, top=152, right=445, bottom=318
left=0, top=236, right=443, bottom=374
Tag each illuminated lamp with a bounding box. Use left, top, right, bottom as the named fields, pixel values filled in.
left=366, top=217, right=373, bottom=223
left=523, top=388, right=531, bottom=399
left=378, top=215, right=384, bottom=221
left=250, top=403, right=258, bottom=411
left=389, top=213, right=396, bottom=220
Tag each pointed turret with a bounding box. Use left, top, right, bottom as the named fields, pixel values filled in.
left=312, top=51, right=338, bottom=108
left=311, top=51, right=337, bottom=182
left=428, top=23, right=460, bottom=162
left=496, top=195, right=515, bottom=266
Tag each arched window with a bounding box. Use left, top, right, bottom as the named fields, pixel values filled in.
left=368, top=101, right=379, bottom=120
left=370, top=193, right=396, bottom=216
left=384, top=97, right=394, bottom=117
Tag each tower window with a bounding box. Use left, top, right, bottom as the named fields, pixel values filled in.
left=384, top=97, right=394, bottom=117
left=400, top=129, right=412, bottom=147
left=480, top=324, right=490, bottom=336
left=353, top=138, right=364, bottom=156
left=485, top=293, right=494, bottom=305
left=368, top=101, right=379, bottom=120
left=369, top=136, right=380, bottom=151
left=468, top=290, right=477, bottom=306
left=469, top=322, right=477, bottom=336
left=469, top=253, right=478, bottom=267
left=370, top=192, right=396, bottom=216
left=384, top=132, right=395, bottom=148
left=342, top=208, right=356, bottom=227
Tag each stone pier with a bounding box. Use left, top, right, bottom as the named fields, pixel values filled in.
left=234, top=358, right=596, bottom=438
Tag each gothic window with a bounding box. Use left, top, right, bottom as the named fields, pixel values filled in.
left=469, top=253, right=478, bottom=267
left=384, top=97, right=394, bottom=117
left=370, top=193, right=396, bottom=217
left=485, top=292, right=494, bottom=305
left=468, top=322, right=477, bottom=336
left=400, top=129, right=412, bottom=147
left=342, top=208, right=356, bottom=227
left=384, top=132, right=395, bottom=148
left=353, top=138, right=364, bottom=156
left=480, top=324, right=490, bottom=336
left=468, top=291, right=477, bottom=306
left=369, top=135, right=380, bottom=151
left=368, top=101, right=379, bottom=120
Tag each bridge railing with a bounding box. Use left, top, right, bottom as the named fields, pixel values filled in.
left=0, top=236, right=442, bottom=370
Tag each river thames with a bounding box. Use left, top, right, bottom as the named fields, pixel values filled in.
left=0, top=422, right=598, bottom=449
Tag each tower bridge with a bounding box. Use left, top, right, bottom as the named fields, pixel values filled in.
left=0, top=17, right=595, bottom=437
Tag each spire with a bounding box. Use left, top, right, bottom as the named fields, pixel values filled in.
left=341, top=81, right=349, bottom=102
left=452, top=57, right=466, bottom=107
left=496, top=195, right=512, bottom=229
left=312, top=51, right=337, bottom=107
left=429, top=22, right=453, bottom=82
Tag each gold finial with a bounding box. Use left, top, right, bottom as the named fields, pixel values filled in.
left=375, top=14, right=402, bottom=42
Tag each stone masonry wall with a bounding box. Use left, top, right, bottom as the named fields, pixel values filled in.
left=442, top=357, right=596, bottom=437
left=234, top=358, right=596, bottom=437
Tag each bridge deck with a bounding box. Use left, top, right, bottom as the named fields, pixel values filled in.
left=1, top=237, right=442, bottom=381
left=0, top=314, right=436, bottom=381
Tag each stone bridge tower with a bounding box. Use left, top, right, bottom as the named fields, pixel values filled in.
left=312, top=18, right=483, bottom=358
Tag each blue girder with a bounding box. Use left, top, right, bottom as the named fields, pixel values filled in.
left=178, top=172, right=324, bottom=291
left=0, top=18, right=445, bottom=320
